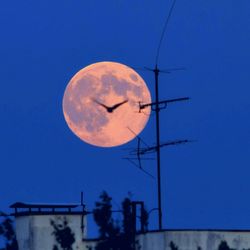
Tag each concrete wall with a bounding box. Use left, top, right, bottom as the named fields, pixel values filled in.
left=15, top=217, right=250, bottom=250
left=15, top=214, right=86, bottom=250
left=137, top=230, right=250, bottom=250
left=82, top=230, right=250, bottom=250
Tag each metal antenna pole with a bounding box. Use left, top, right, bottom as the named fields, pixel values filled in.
left=154, top=65, right=162, bottom=230
left=80, top=191, right=84, bottom=237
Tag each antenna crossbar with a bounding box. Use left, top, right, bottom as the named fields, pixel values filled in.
left=139, top=139, right=191, bottom=155
left=139, top=97, right=190, bottom=111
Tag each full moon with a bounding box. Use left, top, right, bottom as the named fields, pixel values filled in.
left=63, top=61, right=151, bottom=147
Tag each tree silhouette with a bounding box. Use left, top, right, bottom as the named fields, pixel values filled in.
left=93, top=191, right=145, bottom=250
left=217, top=241, right=250, bottom=250
left=169, top=241, right=178, bottom=250
left=93, top=191, right=121, bottom=250
left=218, top=241, right=232, bottom=250
left=50, top=217, right=75, bottom=250
left=93, top=191, right=120, bottom=240
left=0, top=212, right=18, bottom=250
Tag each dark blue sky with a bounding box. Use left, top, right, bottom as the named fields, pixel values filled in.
left=1, top=0, right=250, bottom=234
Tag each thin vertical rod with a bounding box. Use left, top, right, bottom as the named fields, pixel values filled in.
left=154, top=65, right=162, bottom=230
left=81, top=191, right=84, bottom=237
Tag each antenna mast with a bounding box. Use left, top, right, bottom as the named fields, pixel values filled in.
left=127, top=0, right=190, bottom=230
left=154, top=65, right=163, bottom=229
left=154, top=0, right=177, bottom=230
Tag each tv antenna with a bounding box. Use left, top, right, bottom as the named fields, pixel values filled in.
left=128, top=0, right=192, bottom=230
left=124, top=127, right=155, bottom=179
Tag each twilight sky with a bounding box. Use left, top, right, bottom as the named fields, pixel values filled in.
left=1, top=0, right=250, bottom=235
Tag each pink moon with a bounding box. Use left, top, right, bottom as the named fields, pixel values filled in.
left=63, top=61, right=151, bottom=147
